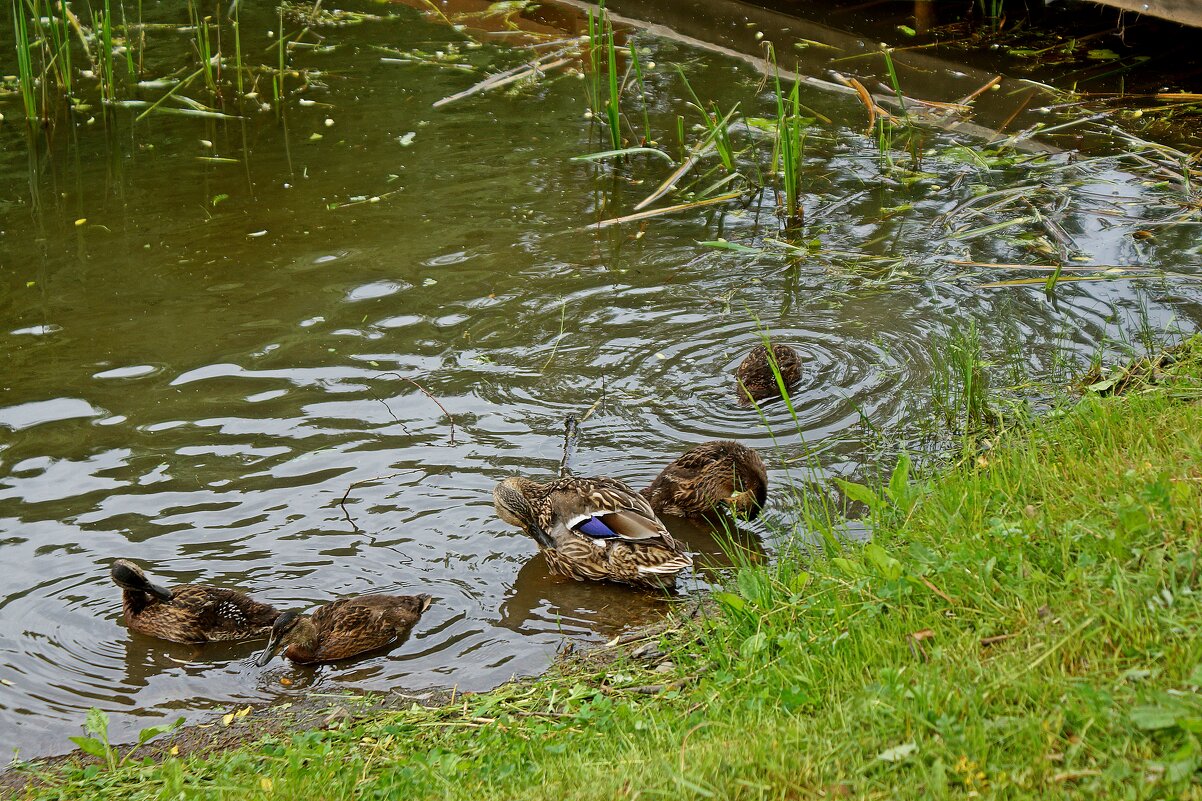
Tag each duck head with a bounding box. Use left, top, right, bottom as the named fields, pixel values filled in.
left=110, top=559, right=173, bottom=602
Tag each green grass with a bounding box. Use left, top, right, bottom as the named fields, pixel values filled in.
left=15, top=341, right=1202, bottom=799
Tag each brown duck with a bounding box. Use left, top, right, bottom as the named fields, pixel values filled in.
left=641, top=440, right=768, bottom=521
left=493, top=475, right=692, bottom=589
left=256, top=594, right=433, bottom=665
left=736, top=343, right=802, bottom=405
left=110, top=559, right=280, bottom=644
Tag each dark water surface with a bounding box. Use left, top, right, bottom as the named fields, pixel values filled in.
left=2, top=0, right=1201, bottom=759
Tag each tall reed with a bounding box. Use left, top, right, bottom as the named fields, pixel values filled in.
left=12, top=0, right=40, bottom=122
left=94, top=0, right=117, bottom=103
left=602, top=6, right=621, bottom=149
left=772, top=71, right=804, bottom=227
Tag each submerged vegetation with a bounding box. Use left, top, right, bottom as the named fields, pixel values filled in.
left=11, top=338, right=1202, bottom=799
left=5, top=0, right=330, bottom=126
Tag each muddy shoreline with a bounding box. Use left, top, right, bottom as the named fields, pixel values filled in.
left=0, top=600, right=711, bottom=797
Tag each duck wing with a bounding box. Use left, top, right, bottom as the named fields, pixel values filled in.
left=310, top=599, right=403, bottom=662
left=167, top=586, right=278, bottom=640
left=548, top=477, right=679, bottom=549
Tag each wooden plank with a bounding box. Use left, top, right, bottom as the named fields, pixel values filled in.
left=1090, top=0, right=1202, bottom=27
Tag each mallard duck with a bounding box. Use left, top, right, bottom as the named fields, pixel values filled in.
left=256, top=594, right=432, bottom=665
left=736, top=343, right=802, bottom=405
left=493, top=476, right=693, bottom=589
left=641, top=440, right=768, bottom=521
left=110, top=559, right=280, bottom=644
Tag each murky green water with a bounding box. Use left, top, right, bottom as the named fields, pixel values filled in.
left=2, top=0, right=1201, bottom=759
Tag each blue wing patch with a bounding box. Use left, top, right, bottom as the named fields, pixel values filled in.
left=575, top=516, right=620, bottom=539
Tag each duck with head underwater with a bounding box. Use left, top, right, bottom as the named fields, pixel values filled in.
left=256, top=594, right=433, bottom=666
left=110, top=559, right=281, bottom=644
left=736, top=342, right=802, bottom=405
left=493, top=475, right=692, bottom=589
left=641, top=440, right=768, bottom=522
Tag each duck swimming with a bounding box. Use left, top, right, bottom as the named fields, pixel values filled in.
left=736, top=343, right=802, bottom=405
left=256, top=594, right=432, bottom=665
left=493, top=475, right=692, bottom=589
left=110, top=559, right=280, bottom=644
left=641, top=440, right=768, bottom=521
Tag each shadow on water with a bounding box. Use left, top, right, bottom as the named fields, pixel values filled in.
left=1, top=0, right=1201, bottom=761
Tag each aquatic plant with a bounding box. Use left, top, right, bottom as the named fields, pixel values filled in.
left=929, top=322, right=994, bottom=441
left=12, top=0, right=40, bottom=123
left=3, top=0, right=315, bottom=127
left=773, top=71, right=805, bottom=228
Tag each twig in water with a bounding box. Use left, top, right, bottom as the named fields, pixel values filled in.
left=375, top=372, right=457, bottom=445
left=541, top=302, right=567, bottom=372
left=433, top=47, right=574, bottom=108
left=957, top=75, right=1002, bottom=106
left=591, top=190, right=744, bottom=229
left=338, top=470, right=422, bottom=531
left=559, top=415, right=579, bottom=477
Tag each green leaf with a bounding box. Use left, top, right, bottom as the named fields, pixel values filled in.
left=698, top=239, right=762, bottom=254
left=69, top=736, right=110, bottom=759
left=831, top=557, right=867, bottom=577
left=740, top=632, right=769, bottom=659
left=788, top=571, right=810, bottom=593
left=835, top=479, right=883, bottom=512
left=876, top=742, right=917, bottom=762
left=736, top=568, right=772, bottom=607
left=1086, top=377, right=1119, bottom=393
left=84, top=708, right=110, bottom=740
left=896, top=24, right=916, bottom=36
left=863, top=543, right=903, bottom=581
left=885, top=452, right=915, bottom=512
left=1188, top=664, right=1202, bottom=686
left=1087, top=48, right=1119, bottom=60
left=138, top=716, right=186, bottom=745
left=712, top=591, right=746, bottom=613
left=1163, top=736, right=1201, bottom=781
left=744, top=116, right=778, bottom=133
left=1131, top=705, right=1179, bottom=730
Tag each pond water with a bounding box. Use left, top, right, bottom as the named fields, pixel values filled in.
left=2, top=0, right=1201, bottom=760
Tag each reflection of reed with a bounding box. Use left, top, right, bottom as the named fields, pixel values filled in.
left=391, top=0, right=588, bottom=45
left=657, top=511, right=768, bottom=571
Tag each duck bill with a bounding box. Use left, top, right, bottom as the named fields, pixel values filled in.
left=255, top=633, right=283, bottom=667
left=148, top=583, right=174, bottom=602
left=529, top=523, right=556, bottom=551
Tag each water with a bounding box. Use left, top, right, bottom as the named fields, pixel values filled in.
left=2, top=0, right=1201, bottom=760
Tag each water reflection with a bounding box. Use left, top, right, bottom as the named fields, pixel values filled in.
left=497, top=553, right=669, bottom=638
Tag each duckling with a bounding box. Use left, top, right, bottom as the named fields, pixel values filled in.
left=641, top=441, right=768, bottom=521
left=256, top=594, right=433, bottom=665
left=736, top=343, right=802, bottom=405
left=110, top=559, right=280, bottom=644
left=493, top=475, right=692, bottom=589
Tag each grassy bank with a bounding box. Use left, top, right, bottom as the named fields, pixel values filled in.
left=13, top=342, right=1202, bottom=800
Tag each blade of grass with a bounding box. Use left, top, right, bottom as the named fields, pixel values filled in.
left=592, top=190, right=743, bottom=228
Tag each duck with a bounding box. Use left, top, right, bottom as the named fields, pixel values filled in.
left=256, top=594, right=432, bottom=665
left=736, top=343, right=802, bottom=405
left=110, top=559, right=280, bottom=644
left=493, top=475, right=692, bottom=589
left=641, top=440, right=768, bottom=521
